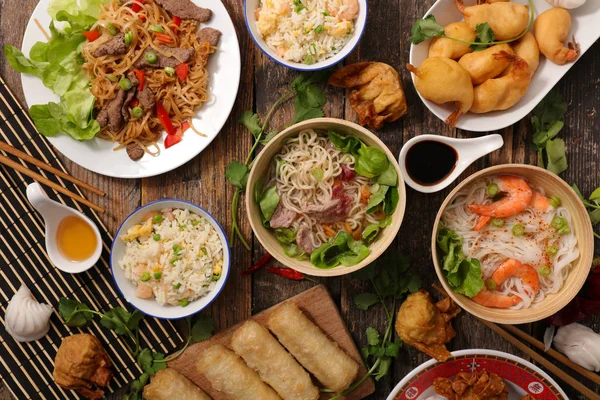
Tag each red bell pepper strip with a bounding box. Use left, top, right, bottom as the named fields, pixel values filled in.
left=241, top=253, right=272, bottom=275
left=153, top=32, right=173, bottom=44
left=155, top=101, right=176, bottom=136
left=133, top=69, right=145, bottom=91
left=265, top=266, right=307, bottom=281
left=173, top=16, right=181, bottom=27
left=129, top=98, right=140, bottom=108
left=82, top=30, right=101, bottom=42
left=164, top=134, right=181, bottom=149
left=131, top=0, right=142, bottom=12
left=175, top=63, right=189, bottom=81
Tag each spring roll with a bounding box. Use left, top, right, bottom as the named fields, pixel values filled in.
left=267, top=302, right=359, bottom=393
left=196, top=344, right=282, bottom=400
left=143, top=368, right=211, bottom=400
left=231, top=320, right=319, bottom=400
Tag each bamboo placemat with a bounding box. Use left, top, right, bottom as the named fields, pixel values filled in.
left=0, top=76, right=184, bottom=399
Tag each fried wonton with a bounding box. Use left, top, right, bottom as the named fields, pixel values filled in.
left=329, top=62, right=407, bottom=129
left=395, top=290, right=460, bottom=362
left=53, top=334, right=113, bottom=399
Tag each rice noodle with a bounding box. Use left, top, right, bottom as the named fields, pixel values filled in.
left=441, top=176, right=579, bottom=309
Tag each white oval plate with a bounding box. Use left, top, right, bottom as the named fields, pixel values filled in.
left=409, top=0, right=600, bottom=132
left=387, top=349, right=568, bottom=400
left=20, top=0, right=241, bottom=178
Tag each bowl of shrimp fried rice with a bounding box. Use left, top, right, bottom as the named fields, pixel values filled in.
left=431, top=164, right=594, bottom=324
left=244, top=0, right=367, bottom=71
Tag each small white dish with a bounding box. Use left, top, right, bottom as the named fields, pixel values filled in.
left=110, top=199, right=230, bottom=319
left=398, top=134, right=503, bottom=193
left=243, top=0, right=367, bottom=71
left=26, top=183, right=102, bottom=273
left=20, top=0, right=241, bottom=178
left=409, top=0, right=600, bottom=132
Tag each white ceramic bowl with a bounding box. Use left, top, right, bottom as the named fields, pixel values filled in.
left=110, top=200, right=230, bottom=319
left=244, top=0, right=367, bottom=71
left=409, top=0, right=600, bottom=132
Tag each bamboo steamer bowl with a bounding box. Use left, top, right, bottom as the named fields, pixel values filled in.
left=246, top=118, right=406, bottom=277
left=431, top=164, right=594, bottom=324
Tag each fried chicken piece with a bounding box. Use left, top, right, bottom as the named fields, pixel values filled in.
left=434, top=377, right=458, bottom=400
left=329, top=62, right=407, bottom=129
left=53, top=334, right=113, bottom=399
left=395, top=290, right=461, bottom=362
left=435, top=371, right=508, bottom=400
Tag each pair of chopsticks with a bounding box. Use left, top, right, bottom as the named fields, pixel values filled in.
left=431, top=284, right=600, bottom=400
left=0, top=141, right=106, bottom=213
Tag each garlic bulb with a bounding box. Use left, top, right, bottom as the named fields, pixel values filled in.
left=5, top=285, right=53, bottom=342
left=545, top=0, right=586, bottom=9
left=553, top=323, right=600, bottom=372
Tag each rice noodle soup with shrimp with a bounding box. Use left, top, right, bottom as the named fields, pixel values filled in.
left=437, top=174, right=579, bottom=310
left=255, top=129, right=400, bottom=268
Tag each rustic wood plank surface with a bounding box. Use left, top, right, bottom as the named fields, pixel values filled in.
left=1, top=0, right=599, bottom=399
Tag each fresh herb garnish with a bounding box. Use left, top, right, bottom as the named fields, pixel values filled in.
left=324, top=254, right=420, bottom=399
left=58, top=297, right=215, bottom=400
left=531, top=90, right=569, bottom=174
left=410, top=0, right=534, bottom=48
left=572, top=184, right=600, bottom=240
left=227, top=70, right=331, bottom=248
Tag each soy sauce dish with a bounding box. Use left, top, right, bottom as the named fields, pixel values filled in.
left=110, top=200, right=230, bottom=319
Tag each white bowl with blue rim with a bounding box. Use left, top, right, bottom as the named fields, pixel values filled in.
left=110, top=199, right=230, bottom=319
left=244, top=0, right=367, bottom=71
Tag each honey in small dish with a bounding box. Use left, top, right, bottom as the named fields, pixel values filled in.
left=56, top=216, right=97, bottom=262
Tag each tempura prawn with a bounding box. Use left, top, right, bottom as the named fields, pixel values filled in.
left=454, top=0, right=530, bottom=41
left=459, top=44, right=514, bottom=85
left=534, top=7, right=579, bottom=65
left=470, top=51, right=531, bottom=114
left=502, top=32, right=540, bottom=78
left=429, top=22, right=475, bottom=60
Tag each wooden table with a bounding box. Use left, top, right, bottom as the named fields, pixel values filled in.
left=1, top=0, right=599, bottom=398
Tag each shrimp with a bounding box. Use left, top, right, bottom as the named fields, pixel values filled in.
left=501, top=32, right=540, bottom=78
left=454, top=0, right=529, bottom=41
left=531, top=190, right=551, bottom=212
left=407, top=57, right=473, bottom=127
left=474, top=216, right=491, bottom=231
left=135, top=284, right=154, bottom=299
left=470, top=51, right=531, bottom=114
left=468, top=175, right=533, bottom=218
left=534, top=7, right=578, bottom=65
left=472, top=259, right=540, bottom=308
left=429, top=22, right=475, bottom=60
left=328, top=0, right=359, bottom=21
left=458, top=44, right=514, bottom=85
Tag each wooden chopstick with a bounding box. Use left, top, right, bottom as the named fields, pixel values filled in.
left=0, top=154, right=105, bottom=214
left=479, top=318, right=600, bottom=400
left=0, top=141, right=105, bottom=196
left=502, top=324, right=600, bottom=386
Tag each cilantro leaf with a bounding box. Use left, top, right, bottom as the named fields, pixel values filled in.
left=58, top=297, right=94, bottom=327
left=260, top=130, right=279, bottom=145
left=366, top=327, right=380, bottom=346
left=589, top=187, right=600, bottom=201
left=137, top=348, right=166, bottom=375
left=225, top=161, right=249, bottom=190
left=533, top=90, right=568, bottom=134
left=191, top=315, right=215, bottom=343
left=374, top=356, right=392, bottom=381
left=238, top=111, right=262, bottom=138
left=100, top=307, right=136, bottom=336
left=354, top=293, right=380, bottom=311
left=410, top=15, right=445, bottom=44
left=385, top=339, right=402, bottom=358
left=470, top=23, right=495, bottom=51
left=546, top=138, right=568, bottom=174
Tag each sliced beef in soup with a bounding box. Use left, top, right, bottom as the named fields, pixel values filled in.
left=338, top=164, right=356, bottom=181
left=137, top=86, right=156, bottom=110
left=135, top=46, right=194, bottom=69
left=296, top=226, right=315, bottom=254
left=154, top=0, right=212, bottom=22
left=304, top=185, right=352, bottom=223
left=269, top=204, right=297, bottom=229
left=97, top=89, right=128, bottom=131
left=93, top=33, right=127, bottom=57
left=196, top=28, right=222, bottom=47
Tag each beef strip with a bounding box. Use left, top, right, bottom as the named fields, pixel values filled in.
left=304, top=185, right=352, bottom=223
left=93, top=33, right=127, bottom=57
left=296, top=226, right=315, bottom=254
left=121, top=90, right=136, bottom=121
left=137, top=86, right=155, bottom=110
left=127, top=71, right=139, bottom=88
left=97, top=89, right=127, bottom=132
left=126, top=143, right=145, bottom=161
left=134, top=45, right=194, bottom=69
left=196, top=27, right=221, bottom=47
left=154, top=0, right=212, bottom=22
left=269, top=203, right=297, bottom=229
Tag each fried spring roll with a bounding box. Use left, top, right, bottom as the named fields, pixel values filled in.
left=196, top=344, right=282, bottom=400
left=143, top=368, right=212, bottom=400
left=231, top=320, right=319, bottom=400
left=267, top=302, right=359, bottom=393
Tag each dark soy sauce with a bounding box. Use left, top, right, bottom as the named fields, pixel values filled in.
left=405, top=140, right=458, bottom=186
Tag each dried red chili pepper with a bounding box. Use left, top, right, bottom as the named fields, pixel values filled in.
left=265, top=266, right=305, bottom=281
left=241, top=253, right=272, bottom=275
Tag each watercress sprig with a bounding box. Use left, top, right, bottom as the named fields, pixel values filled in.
left=226, top=70, right=331, bottom=248
left=531, top=90, right=569, bottom=174
left=410, top=0, right=534, bottom=50
left=324, top=254, right=421, bottom=399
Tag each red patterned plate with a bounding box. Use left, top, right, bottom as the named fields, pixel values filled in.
left=387, top=349, right=568, bottom=400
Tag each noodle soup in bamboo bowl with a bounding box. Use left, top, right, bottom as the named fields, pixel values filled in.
left=246, top=118, right=406, bottom=277
left=431, top=164, right=594, bottom=324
